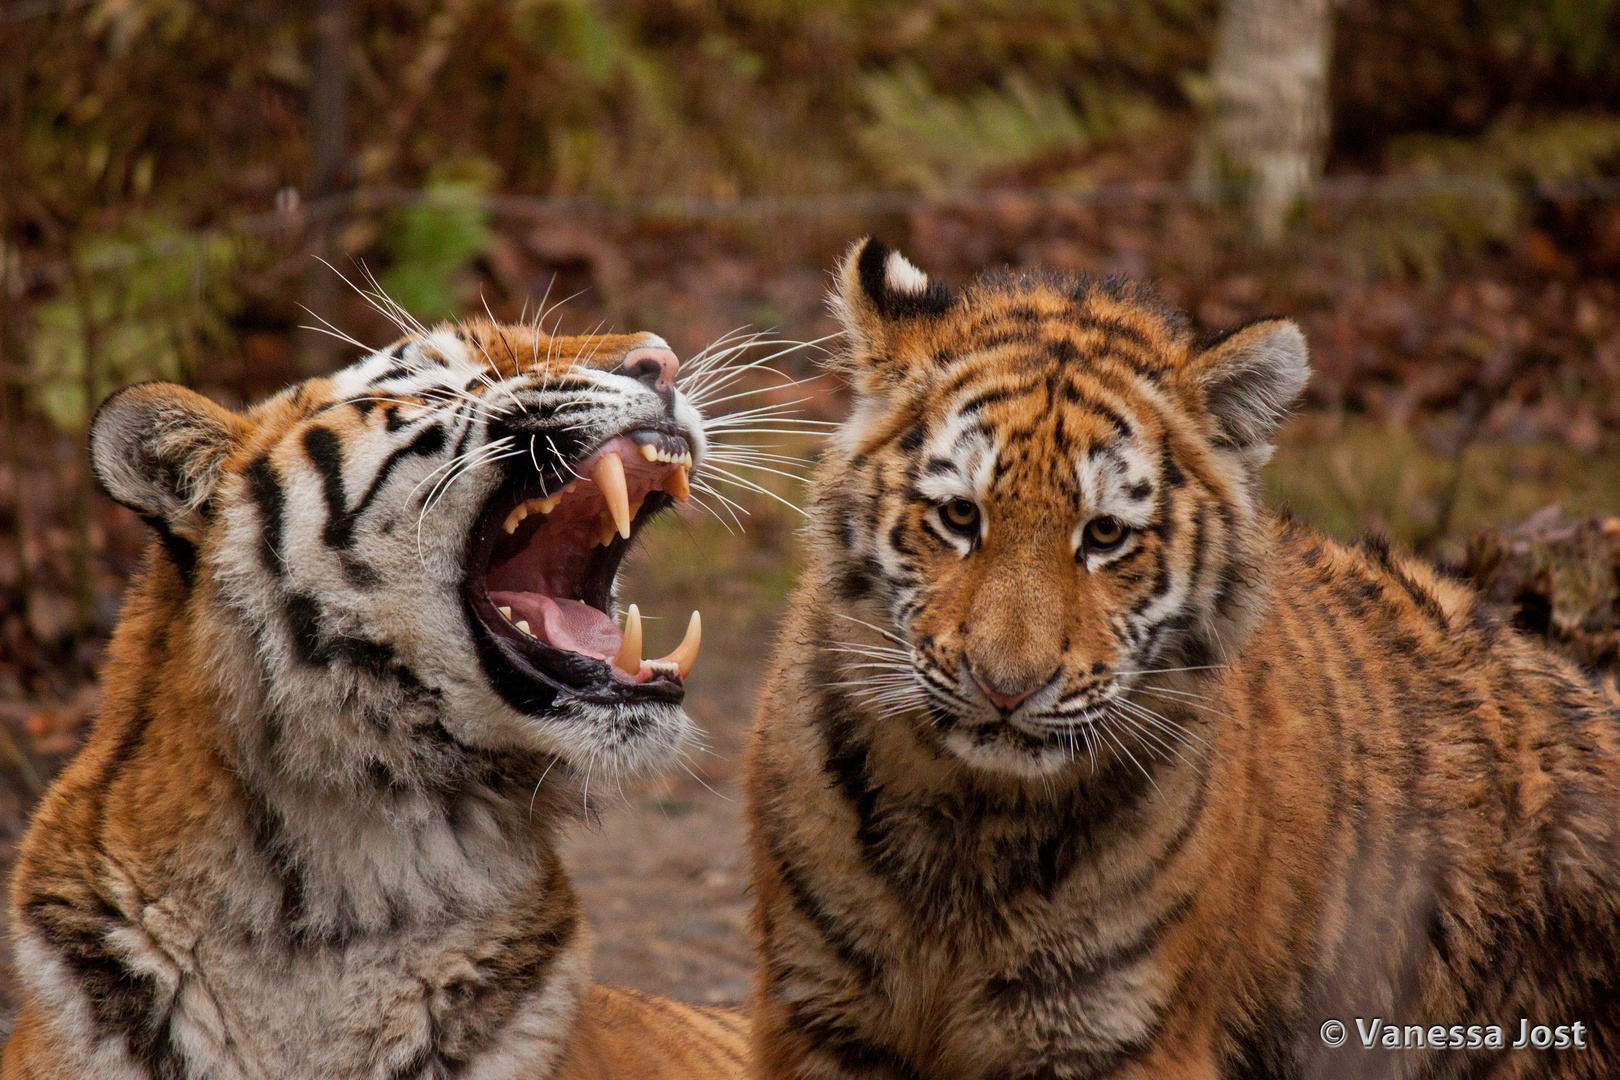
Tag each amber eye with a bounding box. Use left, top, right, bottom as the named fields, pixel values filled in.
left=939, top=498, right=981, bottom=538
left=1083, top=516, right=1128, bottom=552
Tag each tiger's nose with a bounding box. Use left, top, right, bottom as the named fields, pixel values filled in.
left=970, top=667, right=1057, bottom=713
left=621, top=347, right=680, bottom=394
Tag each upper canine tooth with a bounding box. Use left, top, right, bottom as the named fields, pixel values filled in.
left=612, top=604, right=643, bottom=675
left=665, top=464, right=690, bottom=503
left=657, top=610, right=701, bottom=678
left=592, top=452, right=632, bottom=540
left=640, top=444, right=658, bottom=462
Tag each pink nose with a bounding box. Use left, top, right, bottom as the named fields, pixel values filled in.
left=621, top=346, right=680, bottom=394
left=971, top=670, right=1045, bottom=712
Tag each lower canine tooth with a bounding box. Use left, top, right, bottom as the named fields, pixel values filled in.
left=656, top=610, right=701, bottom=678
left=498, top=606, right=513, bottom=620
left=612, top=604, right=643, bottom=674
left=515, top=620, right=534, bottom=637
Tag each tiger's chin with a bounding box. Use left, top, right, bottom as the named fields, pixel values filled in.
left=939, top=720, right=1093, bottom=779
left=463, top=428, right=704, bottom=772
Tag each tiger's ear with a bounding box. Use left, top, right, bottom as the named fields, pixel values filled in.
left=1186, top=319, right=1309, bottom=468
left=90, top=382, right=249, bottom=542
left=829, top=237, right=955, bottom=380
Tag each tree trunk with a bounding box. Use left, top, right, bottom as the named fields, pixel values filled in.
left=1200, top=0, right=1335, bottom=243
left=297, top=0, right=355, bottom=377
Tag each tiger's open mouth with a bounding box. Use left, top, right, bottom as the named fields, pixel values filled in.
left=464, top=429, right=700, bottom=709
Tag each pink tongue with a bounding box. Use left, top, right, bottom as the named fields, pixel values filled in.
left=489, top=592, right=623, bottom=660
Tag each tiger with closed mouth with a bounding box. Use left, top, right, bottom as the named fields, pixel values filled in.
left=746, top=239, right=1620, bottom=1080
left=4, top=321, right=745, bottom=1078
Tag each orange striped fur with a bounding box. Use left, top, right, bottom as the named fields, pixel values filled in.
left=746, top=239, right=1620, bottom=1080
left=5, top=322, right=743, bottom=1078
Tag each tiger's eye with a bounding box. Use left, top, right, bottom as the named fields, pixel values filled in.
left=1084, top=516, right=1127, bottom=551
left=939, top=498, right=981, bottom=537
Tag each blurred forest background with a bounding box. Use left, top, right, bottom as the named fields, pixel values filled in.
left=4, top=0, right=1620, bottom=1015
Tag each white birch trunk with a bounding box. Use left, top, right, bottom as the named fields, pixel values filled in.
left=1202, top=0, right=1335, bottom=242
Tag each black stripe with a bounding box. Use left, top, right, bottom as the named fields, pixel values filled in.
left=303, top=426, right=353, bottom=550
left=25, top=894, right=186, bottom=1076
left=983, top=892, right=1195, bottom=1008
left=357, top=423, right=448, bottom=517
left=759, top=824, right=883, bottom=986
left=245, top=454, right=287, bottom=576
left=140, top=514, right=197, bottom=586
left=1057, top=379, right=1134, bottom=440
left=776, top=1007, right=929, bottom=1080
left=958, top=384, right=1022, bottom=416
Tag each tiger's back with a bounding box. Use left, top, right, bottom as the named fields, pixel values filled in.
left=747, top=240, right=1620, bottom=1080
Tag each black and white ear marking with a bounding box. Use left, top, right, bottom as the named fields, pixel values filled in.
left=1190, top=319, right=1309, bottom=466
left=90, top=382, right=247, bottom=541
left=832, top=237, right=956, bottom=339
left=881, top=249, right=930, bottom=296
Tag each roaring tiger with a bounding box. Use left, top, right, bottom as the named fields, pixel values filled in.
left=746, top=238, right=1620, bottom=1080
left=4, top=321, right=747, bottom=1078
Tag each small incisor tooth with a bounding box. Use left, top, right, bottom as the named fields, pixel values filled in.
left=502, top=504, right=528, bottom=533
left=665, top=464, right=690, bottom=503
left=592, top=452, right=633, bottom=540
left=655, top=610, right=701, bottom=678
left=612, top=604, right=642, bottom=675
left=640, top=444, right=658, bottom=462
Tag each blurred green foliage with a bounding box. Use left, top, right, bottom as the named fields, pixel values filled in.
left=860, top=67, right=1095, bottom=190
left=1337, top=113, right=1620, bottom=281
left=380, top=163, right=494, bottom=322
left=30, top=220, right=244, bottom=431
left=1266, top=416, right=1620, bottom=558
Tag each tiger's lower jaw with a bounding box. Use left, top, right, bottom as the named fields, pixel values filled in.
left=940, top=722, right=1095, bottom=778
left=535, top=698, right=698, bottom=778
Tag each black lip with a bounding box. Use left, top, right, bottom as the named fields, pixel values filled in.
left=462, top=430, right=690, bottom=712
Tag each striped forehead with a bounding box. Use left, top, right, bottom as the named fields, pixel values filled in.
left=915, top=367, right=1160, bottom=505
left=325, top=329, right=670, bottom=402
left=328, top=330, right=510, bottom=400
